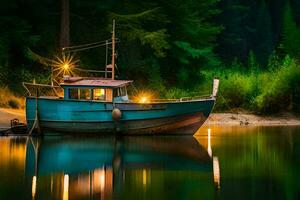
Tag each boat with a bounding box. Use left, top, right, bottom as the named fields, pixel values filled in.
left=23, top=20, right=219, bottom=135
left=25, top=136, right=212, bottom=176
left=24, top=136, right=216, bottom=199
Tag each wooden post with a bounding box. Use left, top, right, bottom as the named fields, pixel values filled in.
left=111, top=20, right=115, bottom=80
left=105, top=40, right=108, bottom=78
left=29, top=88, right=42, bottom=135
left=212, top=78, right=219, bottom=98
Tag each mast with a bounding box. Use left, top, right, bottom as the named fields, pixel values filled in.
left=111, top=19, right=116, bottom=80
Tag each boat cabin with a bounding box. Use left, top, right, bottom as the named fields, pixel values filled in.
left=60, top=77, right=132, bottom=103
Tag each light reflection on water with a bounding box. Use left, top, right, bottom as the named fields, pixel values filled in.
left=0, top=126, right=300, bottom=200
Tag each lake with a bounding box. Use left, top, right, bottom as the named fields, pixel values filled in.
left=0, top=126, right=300, bottom=200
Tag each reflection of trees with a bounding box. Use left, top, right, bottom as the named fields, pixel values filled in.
left=0, top=137, right=27, bottom=170
left=196, top=126, right=300, bottom=200
left=0, top=137, right=29, bottom=199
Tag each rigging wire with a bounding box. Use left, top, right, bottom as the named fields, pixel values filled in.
left=62, top=39, right=112, bottom=50
left=63, top=41, right=120, bottom=53
left=64, top=42, right=112, bottom=52
left=62, top=38, right=120, bottom=50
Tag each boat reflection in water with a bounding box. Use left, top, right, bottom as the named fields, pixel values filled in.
left=20, top=134, right=219, bottom=200
left=2, top=127, right=300, bottom=200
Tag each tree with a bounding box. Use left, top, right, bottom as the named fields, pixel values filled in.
left=59, top=0, right=70, bottom=49
left=160, top=0, right=223, bottom=86
left=281, top=1, right=300, bottom=59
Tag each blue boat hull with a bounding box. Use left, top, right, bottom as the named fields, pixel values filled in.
left=26, top=97, right=215, bottom=135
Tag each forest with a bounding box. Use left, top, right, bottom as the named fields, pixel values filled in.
left=0, top=0, right=300, bottom=114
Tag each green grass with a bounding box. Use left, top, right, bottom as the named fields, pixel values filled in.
left=0, top=86, right=24, bottom=109
left=157, top=56, right=300, bottom=114
left=202, top=57, right=300, bottom=114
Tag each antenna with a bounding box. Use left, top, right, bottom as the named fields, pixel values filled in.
left=111, top=19, right=115, bottom=80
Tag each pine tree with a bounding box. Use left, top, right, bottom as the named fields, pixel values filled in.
left=281, top=1, right=300, bottom=59
left=162, top=0, right=223, bottom=86
left=59, top=0, right=70, bottom=49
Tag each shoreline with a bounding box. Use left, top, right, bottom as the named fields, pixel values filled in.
left=204, top=113, right=300, bottom=126
left=1, top=108, right=300, bottom=130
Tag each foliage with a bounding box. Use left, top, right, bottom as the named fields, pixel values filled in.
left=254, top=57, right=300, bottom=113
left=0, top=86, right=23, bottom=109
left=281, top=2, right=300, bottom=59
left=110, top=8, right=170, bottom=58
left=1, top=0, right=300, bottom=114
left=201, top=55, right=300, bottom=114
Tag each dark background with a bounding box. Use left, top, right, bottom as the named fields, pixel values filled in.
left=0, top=0, right=299, bottom=113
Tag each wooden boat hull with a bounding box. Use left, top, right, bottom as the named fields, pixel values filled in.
left=26, top=97, right=215, bottom=135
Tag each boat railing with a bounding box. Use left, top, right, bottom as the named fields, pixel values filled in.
left=151, top=94, right=212, bottom=103
left=23, top=82, right=64, bottom=97
left=149, top=79, right=219, bottom=103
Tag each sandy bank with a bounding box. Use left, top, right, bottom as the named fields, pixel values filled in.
left=205, top=113, right=300, bottom=126
left=0, top=108, right=300, bottom=130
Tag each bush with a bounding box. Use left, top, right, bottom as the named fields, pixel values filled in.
left=253, top=59, right=300, bottom=113
left=220, top=73, right=256, bottom=108
left=8, top=99, right=20, bottom=109
left=0, top=86, right=24, bottom=109
left=164, top=88, right=190, bottom=99
left=201, top=55, right=300, bottom=114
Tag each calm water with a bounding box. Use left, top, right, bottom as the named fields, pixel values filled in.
left=1, top=126, right=300, bottom=200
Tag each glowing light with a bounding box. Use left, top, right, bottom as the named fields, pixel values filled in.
left=51, top=53, right=79, bottom=78
left=93, top=88, right=105, bottom=100
left=32, top=176, right=37, bottom=200
left=63, top=174, right=69, bottom=200
left=142, top=169, right=147, bottom=186
left=50, top=176, right=53, bottom=194
left=207, top=128, right=212, bottom=158
left=213, top=156, right=221, bottom=189
left=134, top=92, right=154, bottom=104
left=99, top=168, right=105, bottom=191
left=140, top=97, right=148, bottom=103
left=63, top=63, right=69, bottom=70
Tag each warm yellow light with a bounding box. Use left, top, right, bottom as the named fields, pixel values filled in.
left=63, top=63, right=69, bottom=70
left=52, top=53, right=79, bottom=78
left=63, top=174, right=69, bottom=200
left=99, top=169, right=105, bottom=191
left=142, top=169, right=147, bottom=186
left=32, top=176, right=37, bottom=199
left=207, top=128, right=212, bottom=158
left=133, top=91, right=154, bottom=104
left=140, top=97, right=148, bottom=104
left=213, top=156, right=221, bottom=189
left=93, top=88, right=105, bottom=100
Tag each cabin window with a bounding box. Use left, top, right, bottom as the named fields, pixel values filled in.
left=79, top=89, right=91, bottom=100
left=105, top=89, right=113, bottom=101
left=114, top=87, right=126, bottom=97
left=69, top=88, right=79, bottom=99
left=69, top=88, right=91, bottom=100
left=93, top=88, right=105, bottom=100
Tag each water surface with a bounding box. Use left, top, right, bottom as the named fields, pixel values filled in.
left=0, top=126, right=300, bottom=200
